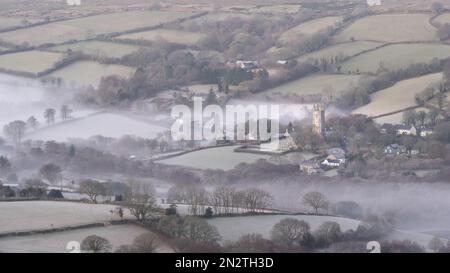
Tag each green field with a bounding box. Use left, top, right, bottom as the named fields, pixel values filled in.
left=335, top=14, right=437, bottom=43
left=297, top=41, right=383, bottom=63
left=46, top=60, right=135, bottom=87
left=51, top=41, right=143, bottom=59
left=0, top=50, right=64, bottom=75
left=263, top=73, right=364, bottom=96
left=341, top=43, right=450, bottom=74
left=353, top=73, right=442, bottom=119
left=0, top=11, right=196, bottom=46
left=279, top=16, right=342, bottom=45
left=117, top=28, right=206, bottom=45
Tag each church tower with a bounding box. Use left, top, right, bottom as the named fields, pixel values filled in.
left=312, top=104, right=325, bottom=137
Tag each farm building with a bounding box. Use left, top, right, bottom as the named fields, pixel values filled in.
left=419, top=127, right=434, bottom=137
left=322, top=147, right=346, bottom=167
left=235, top=60, right=260, bottom=71
left=395, top=124, right=417, bottom=136
left=321, top=158, right=341, bottom=167
left=300, top=161, right=322, bottom=175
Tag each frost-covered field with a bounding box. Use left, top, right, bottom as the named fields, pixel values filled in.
left=0, top=224, right=173, bottom=253
left=157, top=146, right=271, bottom=170
left=26, top=112, right=167, bottom=141
left=208, top=214, right=440, bottom=247
left=208, top=215, right=361, bottom=242
left=0, top=201, right=129, bottom=234
left=0, top=74, right=97, bottom=132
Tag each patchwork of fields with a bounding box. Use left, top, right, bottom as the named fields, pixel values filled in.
left=46, top=60, right=135, bottom=87
left=51, top=41, right=143, bottom=59
left=0, top=50, right=64, bottom=75
left=353, top=73, right=442, bottom=118
left=0, top=15, right=34, bottom=31
left=263, top=73, right=364, bottom=96
left=0, top=11, right=196, bottom=46
left=335, top=14, right=438, bottom=43
left=341, top=43, right=450, bottom=74
left=297, top=41, right=383, bottom=63
left=278, top=16, right=342, bottom=45
left=117, top=29, right=206, bottom=45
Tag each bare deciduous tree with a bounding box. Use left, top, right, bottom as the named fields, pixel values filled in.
left=315, top=221, right=341, bottom=246
left=60, top=105, right=73, bottom=121
left=242, top=188, right=273, bottom=213
left=271, top=218, right=311, bottom=247
left=26, top=116, right=39, bottom=131
left=131, top=233, right=160, bottom=253
left=182, top=217, right=221, bottom=244
left=39, top=163, right=62, bottom=186
left=3, top=120, right=26, bottom=145
left=125, top=180, right=157, bottom=221
left=81, top=235, right=112, bottom=253
left=303, top=191, right=329, bottom=214
left=79, top=179, right=106, bottom=203
left=184, top=185, right=208, bottom=216
left=44, top=108, right=56, bottom=124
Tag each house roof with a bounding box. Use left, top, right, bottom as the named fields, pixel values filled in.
left=324, top=159, right=341, bottom=164
left=386, top=143, right=405, bottom=149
